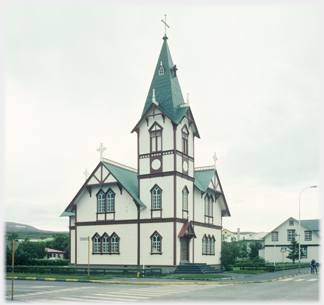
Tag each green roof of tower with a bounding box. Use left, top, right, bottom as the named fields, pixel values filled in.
left=141, top=36, right=188, bottom=124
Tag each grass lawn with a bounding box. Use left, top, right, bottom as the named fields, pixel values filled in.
left=6, top=273, right=113, bottom=280
left=173, top=274, right=231, bottom=279
left=227, top=267, right=268, bottom=274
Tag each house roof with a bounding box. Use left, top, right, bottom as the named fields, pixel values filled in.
left=45, top=248, right=65, bottom=253
left=263, top=217, right=320, bottom=239
left=102, top=162, right=146, bottom=209
left=141, top=36, right=187, bottom=124
left=194, top=169, right=215, bottom=192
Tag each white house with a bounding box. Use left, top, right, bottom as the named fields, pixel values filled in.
left=61, top=33, right=230, bottom=271
left=259, top=217, right=320, bottom=263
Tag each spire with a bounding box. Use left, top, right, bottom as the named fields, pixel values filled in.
left=141, top=37, right=187, bottom=124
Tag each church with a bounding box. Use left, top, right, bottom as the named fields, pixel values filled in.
left=61, top=28, right=231, bottom=272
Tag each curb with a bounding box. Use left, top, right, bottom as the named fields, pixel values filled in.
left=6, top=271, right=311, bottom=285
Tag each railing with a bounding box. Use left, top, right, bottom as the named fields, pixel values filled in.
left=194, top=166, right=215, bottom=171
left=6, top=266, right=162, bottom=276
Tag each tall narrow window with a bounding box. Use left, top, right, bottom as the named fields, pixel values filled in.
left=152, top=186, right=161, bottom=209
left=106, top=190, right=115, bottom=212
left=182, top=188, right=188, bottom=211
left=151, top=131, right=162, bottom=152
left=93, top=234, right=101, bottom=253
left=207, top=237, right=211, bottom=254
left=102, top=234, right=110, bottom=253
left=305, top=231, right=312, bottom=241
left=149, top=123, right=163, bottom=152
left=204, top=196, right=209, bottom=216
left=287, top=229, right=295, bottom=241
left=97, top=190, right=105, bottom=213
left=151, top=231, right=162, bottom=253
left=202, top=236, right=207, bottom=254
left=210, top=237, right=215, bottom=254
left=208, top=197, right=213, bottom=217
left=111, top=233, right=119, bottom=253
left=182, top=132, right=188, bottom=154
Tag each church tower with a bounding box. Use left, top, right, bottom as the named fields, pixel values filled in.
left=132, top=34, right=200, bottom=265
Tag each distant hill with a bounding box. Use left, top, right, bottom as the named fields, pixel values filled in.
left=6, top=222, right=68, bottom=236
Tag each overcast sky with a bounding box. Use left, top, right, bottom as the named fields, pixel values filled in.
left=3, top=3, right=321, bottom=234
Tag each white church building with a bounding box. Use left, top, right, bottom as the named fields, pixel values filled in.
left=61, top=32, right=230, bottom=271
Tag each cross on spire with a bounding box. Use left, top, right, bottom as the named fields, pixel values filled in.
left=97, top=143, right=106, bottom=162
left=83, top=168, right=89, bottom=181
left=213, top=152, right=218, bottom=169
left=161, top=14, right=170, bottom=37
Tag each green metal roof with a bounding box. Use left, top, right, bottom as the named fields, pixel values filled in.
left=141, top=36, right=188, bottom=124
left=102, top=162, right=146, bottom=209
left=300, top=219, right=320, bottom=232
left=194, top=169, right=215, bottom=192
left=60, top=211, right=75, bottom=217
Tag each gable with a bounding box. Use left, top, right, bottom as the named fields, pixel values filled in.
left=194, top=168, right=230, bottom=216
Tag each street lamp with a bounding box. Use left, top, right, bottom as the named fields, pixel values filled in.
left=298, top=185, right=317, bottom=273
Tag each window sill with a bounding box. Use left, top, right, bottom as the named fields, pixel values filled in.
left=150, top=252, right=162, bottom=255
left=202, top=253, right=215, bottom=256
left=92, top=252, right=120, bottom=255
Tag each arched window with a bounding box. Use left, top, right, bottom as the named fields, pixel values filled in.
left=151, top=231, right=162, bottom=253
left=149, top=123, right=163, bottom=152
left=106, top=190, right=115, bottom=212
left=97, top=190, right=105, bottom=213
left=182, top=126, right=189, bottom=155
left=152, top=186, right=161, bottom=209
left=210, top=236, right=215, bottom=255
left=182, top=187, right=188, bottom=211
left=102, top=233, right=110, bottom=253
left=111, top=233, right=119, bottom=253
left=202, top=235, right=207, bottom=254
left=204, top=196, right=209, bottom=216
left=208, top=197, right=213, bottom=217
left=158, top=66, right=164, bottom=75
left=207, top=236, right=211, bottom=254
left=92, top=233, right=101, bottom=253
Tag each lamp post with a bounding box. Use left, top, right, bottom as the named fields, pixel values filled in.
left=298, top=185, right=317, bottom=273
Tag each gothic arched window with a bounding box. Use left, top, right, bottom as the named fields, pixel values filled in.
left=106, top=189, right=115, bottom=212
left=152, top=185, right=162, bottom=209
left=151, top=231, right=162, bottom=253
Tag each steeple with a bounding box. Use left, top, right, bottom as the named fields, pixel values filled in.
left=141, top=37, right=188, bottom=124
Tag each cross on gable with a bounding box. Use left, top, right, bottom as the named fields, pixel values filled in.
left=213, top=152, right=218, bottom=169
left=83, top=168, right=89, bottom=181
left=97, top=143, right=106, bottom=162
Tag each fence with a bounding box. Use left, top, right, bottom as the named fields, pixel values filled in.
left=6, top=266, right=162, bottom=276
left=235, top=263, right=311, bottom=272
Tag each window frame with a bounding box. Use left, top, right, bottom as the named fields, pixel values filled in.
left=110, top=232, right=120, bottom=254
left=106, top=189, right=115, bottom=213
left=182, top=186, right=189, bottom=212
left=92, top=233, right=101, bottom=253
left=182, top=125, right=189, bottom=155
left=149, top=122, right=163, bottom=153
left=150, top=231, right=162, bottom=254
left=287, top=229, right=296, bottom=241
left=97, top=190, right=106, bottom=213
left=305, top=231, right=312, bottom=241
left=289, top=220, right=294, bottom=226
left=101, top=233, right=110, bottom=253
left=271, top=231, right=279, bottom=242
left=151, top=185, right=162, bottom=210
left=202, top=234, right=215, bottom=255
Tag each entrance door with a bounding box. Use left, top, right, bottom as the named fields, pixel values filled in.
left=180, top=237, right=189, bottom=263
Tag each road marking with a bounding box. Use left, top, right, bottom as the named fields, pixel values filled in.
left=59, top=297, right=120, bottom=303
left=295, top=279, right=305, bottom=281
left=95, top=293, right=149, bottom=299
left=308, top=279, right=318, bottom=281
left=279, top=278, right=293, bottom=281
left=83, top=295, right=140, bottom=301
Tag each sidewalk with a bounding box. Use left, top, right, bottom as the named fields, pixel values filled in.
left=8, top=266, right=315, bottom=285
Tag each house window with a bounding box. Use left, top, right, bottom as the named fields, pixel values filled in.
left=305, top=231, right=312, bottom=241
left=151, top=231, right=162, bottom=253
left=106, top=190, right=115, bottom=212
left=287, top=229, right=296, bottom=241
left=111, top=234, right=119, bottom=253
left=289, top=220, right=294, bottom=226
left=271, top=232, right=279, bottom=242
left=182, top=131, right=188, bottom=154
left=152, top=185, right=161, bottom=209
left=208, top=197, right=213, bottom=217
left=93, top=234, right=101, bottom=253
left=204, top=195, right=213, bottom=223
left=202, top=236, right=207, bottom=254
left=301, top=246, right=308, bottom=258
left=182, top=187, right=188, bottom=211
left=97, top=190, right=105, bottom=213
left=102, top=234, right=110, bottom=253
left=158, top=66, right=164, bottom=75
left=202, top=235, right=215, bottom=255
left=210, top=238, right=215, bottom=254
left=151, top=131, right=162, bottom=152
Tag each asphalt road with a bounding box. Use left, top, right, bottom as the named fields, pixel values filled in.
left=4, top=272, right=319, bottom=302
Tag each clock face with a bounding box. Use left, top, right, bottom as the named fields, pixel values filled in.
left=152, top=159, right=161, bottom=170
left=183, top=160, right=188, bottom=172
